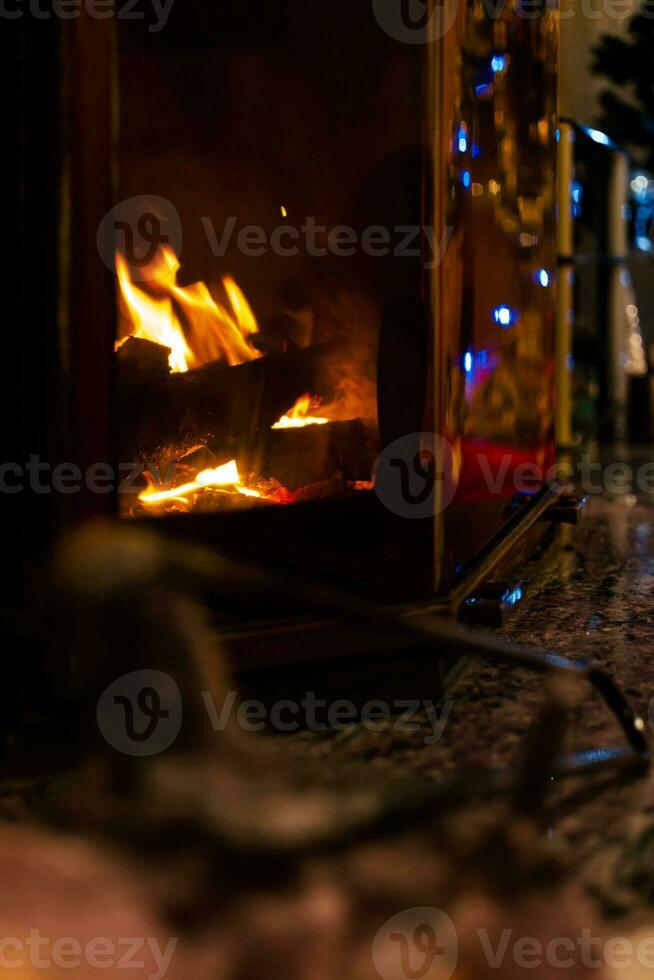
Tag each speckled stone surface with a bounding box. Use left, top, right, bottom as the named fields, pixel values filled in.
left=8, top=495, right=654, bottom=976
left=283, top=491, right=654, bottom=925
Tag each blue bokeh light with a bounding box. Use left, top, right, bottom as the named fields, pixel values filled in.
left=493, top=305, right=518, bottom=328
left=583, top=126, right=613, bottom=147
left=502, top=586, right=523, bottom=607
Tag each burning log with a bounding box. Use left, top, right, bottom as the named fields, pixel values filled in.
left=251, top=419, right=374, bottom=492
left=117, top=336, right=342, bottom=468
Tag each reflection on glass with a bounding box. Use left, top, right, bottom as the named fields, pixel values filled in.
left=432, top=0, right=558, bottom=585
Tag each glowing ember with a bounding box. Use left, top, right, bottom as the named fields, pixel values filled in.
left=273, top=394, right=329, bottom=430
left=116, top=247, right=262, bottom=373
left=138, top=460, right=263, bottom=507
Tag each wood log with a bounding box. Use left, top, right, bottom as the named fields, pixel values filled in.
left=117, top=337, right=343, bottom=469
left=246, top=419, right=374, bottom=492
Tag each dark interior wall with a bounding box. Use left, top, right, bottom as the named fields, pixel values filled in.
left=5, top=17, right=63, bottom=574
left=4, top=13, right=116, bottom=582
left=116, top=1, right=425, bottom=319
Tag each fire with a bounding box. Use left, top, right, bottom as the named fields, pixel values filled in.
left=116, top=247, right=262, bottom=373
left=115, top=247, right=377, bottom=516
left=137, top=459, right=297, bottom=511
left=138, top=459, right=264, bottom=507
left=115, top=253, right=192, bottom=374
left=273, top=394, right=329, bottom=430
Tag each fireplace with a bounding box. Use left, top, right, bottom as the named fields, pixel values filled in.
left=7, top=2, right=652, bottom=801
left=9, top=0, right=560, bottom=634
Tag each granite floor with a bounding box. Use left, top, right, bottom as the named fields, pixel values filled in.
left=281, top=482, right=654, bottom=926
left=6, top=482, right=654, bottom=978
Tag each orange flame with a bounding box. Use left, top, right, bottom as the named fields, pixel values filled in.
left=138, top=459, right=263, bottom=507
left=116, top=247, right=262, bottom=373
left=272, top=394, right=329, bottom=430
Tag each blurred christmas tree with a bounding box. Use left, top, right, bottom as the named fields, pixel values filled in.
left=591, top=6, right=654, bottom=168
